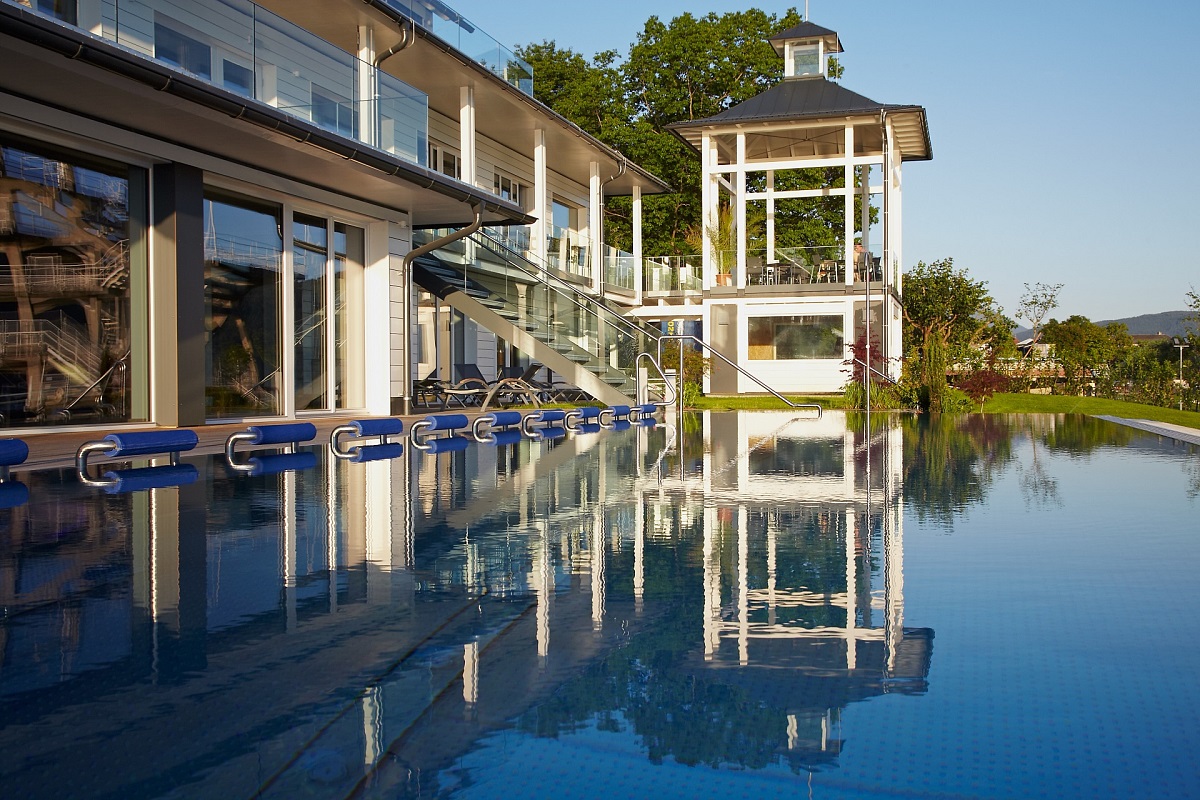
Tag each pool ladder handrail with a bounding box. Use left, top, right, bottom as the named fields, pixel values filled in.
left=650, top=335, right=822, bottom=418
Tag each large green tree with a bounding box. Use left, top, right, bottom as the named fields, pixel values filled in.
left=902, top=259, right=995, bottom=411
left=520, top=8, right=818, bottom=256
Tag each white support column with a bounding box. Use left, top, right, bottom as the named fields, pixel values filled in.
left=700, top=131, right=715, bottom=288
left=859, top=165, right=871, bottom=262
left=736, top=132, right=747, bottom=289
left=766, top=170, right=775, bottom=264
left=844, top=124, right=855, bottom=286
left=702, top=505, right=720, bottom=660
left=591, top=505, right=605, bottom=630
left=357, top=25, right=377, bottom=148
left=737, top=505, right=749, bottom=666
left=885, top=497, right=906, bottom=673
left=459, top=86, right=476, bottom=188
left=532, top=129, right=548, bottom=265
left=845, top=507, right=857, bottom=670
left=535, top=520, right=551, bottom=661
left=632, top=185, right=643, bottom=305
left=283, top=471, right=297, bottom=632
left=589, top=161, right=602, bottom=294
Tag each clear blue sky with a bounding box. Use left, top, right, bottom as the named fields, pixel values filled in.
left=451, top=1, right=1200, bottom=322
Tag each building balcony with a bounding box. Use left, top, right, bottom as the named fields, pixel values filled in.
left=9, top=0, right=429, bottom=166
left=379, top=0, right=533, bottom=95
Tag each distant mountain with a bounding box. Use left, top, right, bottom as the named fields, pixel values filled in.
left=1013, top=310, right=1192, bottom=340
left=1096, top=310, right=1191, bottom=337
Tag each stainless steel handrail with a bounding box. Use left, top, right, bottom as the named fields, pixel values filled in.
left=635, top=351, right=678, bottom=407
left=655, top=335, right=822, bottom=418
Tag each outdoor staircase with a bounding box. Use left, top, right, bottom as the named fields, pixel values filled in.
left=411, top=234, right=657, bottom=406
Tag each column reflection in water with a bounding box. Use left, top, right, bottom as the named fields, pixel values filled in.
left=0, top=410, right=931, bottom=798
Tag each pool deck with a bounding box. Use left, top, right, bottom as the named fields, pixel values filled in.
left=1095, top=416, right=1200, bottom=446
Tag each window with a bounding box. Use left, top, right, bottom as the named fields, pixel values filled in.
left=35, top=0, right=76, bottom=24
left=429, top=144, right=461, bottom=179
left=312, top=87, right=356, bottom=138
left=222, top=59, right=253, bottom=98
left=0, top=135, right=145, bottom=428
left=748, top=315, right=843, bottom=360
left=155, top=22, right=212, bottom=80
left=204, top=191, right=283, bottom=418
left=791, top=43, right=821, bottom=78
left=494, top=172, right=524, bottom=206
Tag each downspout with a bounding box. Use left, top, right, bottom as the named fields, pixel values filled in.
left=373, top=14, right=416, bottom=146
left=400, top=203, right=483, bottom=415
left=597, top=157, right=627, bottom=295
left=374, top=14, right=415, bottom=67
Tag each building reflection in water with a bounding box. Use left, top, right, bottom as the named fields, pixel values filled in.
left=0, top=411, right=931, bottom=797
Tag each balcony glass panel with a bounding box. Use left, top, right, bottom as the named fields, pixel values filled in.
left=379, top=0, right=533, bottom=95
left=11, top=0, right=429, bottom=167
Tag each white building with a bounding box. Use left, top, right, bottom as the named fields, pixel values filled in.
left=0, top=0, right=668, bottom=431
left=628, top=22, right=932, bottom=395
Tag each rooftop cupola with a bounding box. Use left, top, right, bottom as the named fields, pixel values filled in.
left=769, top=21, right=843, bottom=79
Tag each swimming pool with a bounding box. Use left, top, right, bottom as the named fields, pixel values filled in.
left=1, top=412, right=1197, bottom=799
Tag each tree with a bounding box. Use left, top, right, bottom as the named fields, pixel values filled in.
left=1041, top=315, right=1116, bottom=395
left=521, top=9, right=811, bottom=256
left=902, top=258, right=994, bottom=412
left=1015, top=282, right=1062, bottom=350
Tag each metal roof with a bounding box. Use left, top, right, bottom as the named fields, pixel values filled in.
left=666, top=77, right=932, bottom=162
left=768, top=21, right=843, bottom=54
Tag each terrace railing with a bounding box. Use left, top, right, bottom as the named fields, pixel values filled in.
left=8, top=0, right=429, bottom=166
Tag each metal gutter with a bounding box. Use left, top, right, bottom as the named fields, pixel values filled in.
left=0, top=3, right=534, bottom=224
left=361, top=0, right=674, bottom=196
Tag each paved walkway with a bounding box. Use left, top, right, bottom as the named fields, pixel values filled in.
left=1094, top=416, right=1200, bottom=447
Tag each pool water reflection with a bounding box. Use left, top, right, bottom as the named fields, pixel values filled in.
left=0, top=412, right=1197, bottom=799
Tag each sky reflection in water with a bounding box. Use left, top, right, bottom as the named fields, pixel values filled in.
left=0, top=412, right=1196, bottom=799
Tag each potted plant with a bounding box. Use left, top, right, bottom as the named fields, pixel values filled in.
left=685, top=205, right=736, bottom=288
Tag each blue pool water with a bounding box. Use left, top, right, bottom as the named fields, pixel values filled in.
left=0, top=412, right=1197, bottom=799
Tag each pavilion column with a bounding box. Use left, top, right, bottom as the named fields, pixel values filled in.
left=589, top=161, right=602, bottom=294
left=459, top=87, right=476, bottom=188
left=532, top=129, right=548, bottom=265
left=736, top=132, right=747, bottom=288
left=357, top=25, right=376, bottom=148
left=700, top=131, right=716, bottom=288
left=766, top=169, right=775, bottom=264
left=844, top=123, right=855, bottom=286
left=632, top=185, right=643, bottom=304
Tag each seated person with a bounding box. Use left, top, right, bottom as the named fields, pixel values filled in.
left=853, top=243, right=879, bottom=282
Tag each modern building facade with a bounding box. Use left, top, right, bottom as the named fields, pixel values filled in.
left=0, top=0, right=668, bottom=431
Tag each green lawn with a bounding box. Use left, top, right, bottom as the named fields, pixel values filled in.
left=980, top=393, right=1200, bottom=427
left=688, top=392, right=1200, bottom=429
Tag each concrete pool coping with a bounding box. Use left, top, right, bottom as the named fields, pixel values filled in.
left=6, top=411, right=1196, bottom=474
left=1095, top=416, right=1200, bottom=446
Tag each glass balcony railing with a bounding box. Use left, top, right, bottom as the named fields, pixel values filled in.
left=380, top=0, right=533, bottom=95
left=643, top=255, right=702, bottom=294
left=547, top=224, right=591, bottom=282
left=11, top=0, right=429, bottom=166
left=602, top=245, right=636, bottom=292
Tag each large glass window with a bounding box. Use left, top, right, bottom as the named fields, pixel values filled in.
left=293, top=213, right=327, bottom=410
left=0, top=136, right=145, bottom=428
left=333, top=222, right=364, bottom=409
left=748, top=315, right=843, bottom=360
left=204, top=192, right=282, bottom=418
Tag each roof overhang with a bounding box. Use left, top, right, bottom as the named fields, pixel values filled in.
left=258, top=0, right=673, bottom=198
left=668, top=105, right=931, bottom=164
left=0, top=4, right=538, bottom=227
